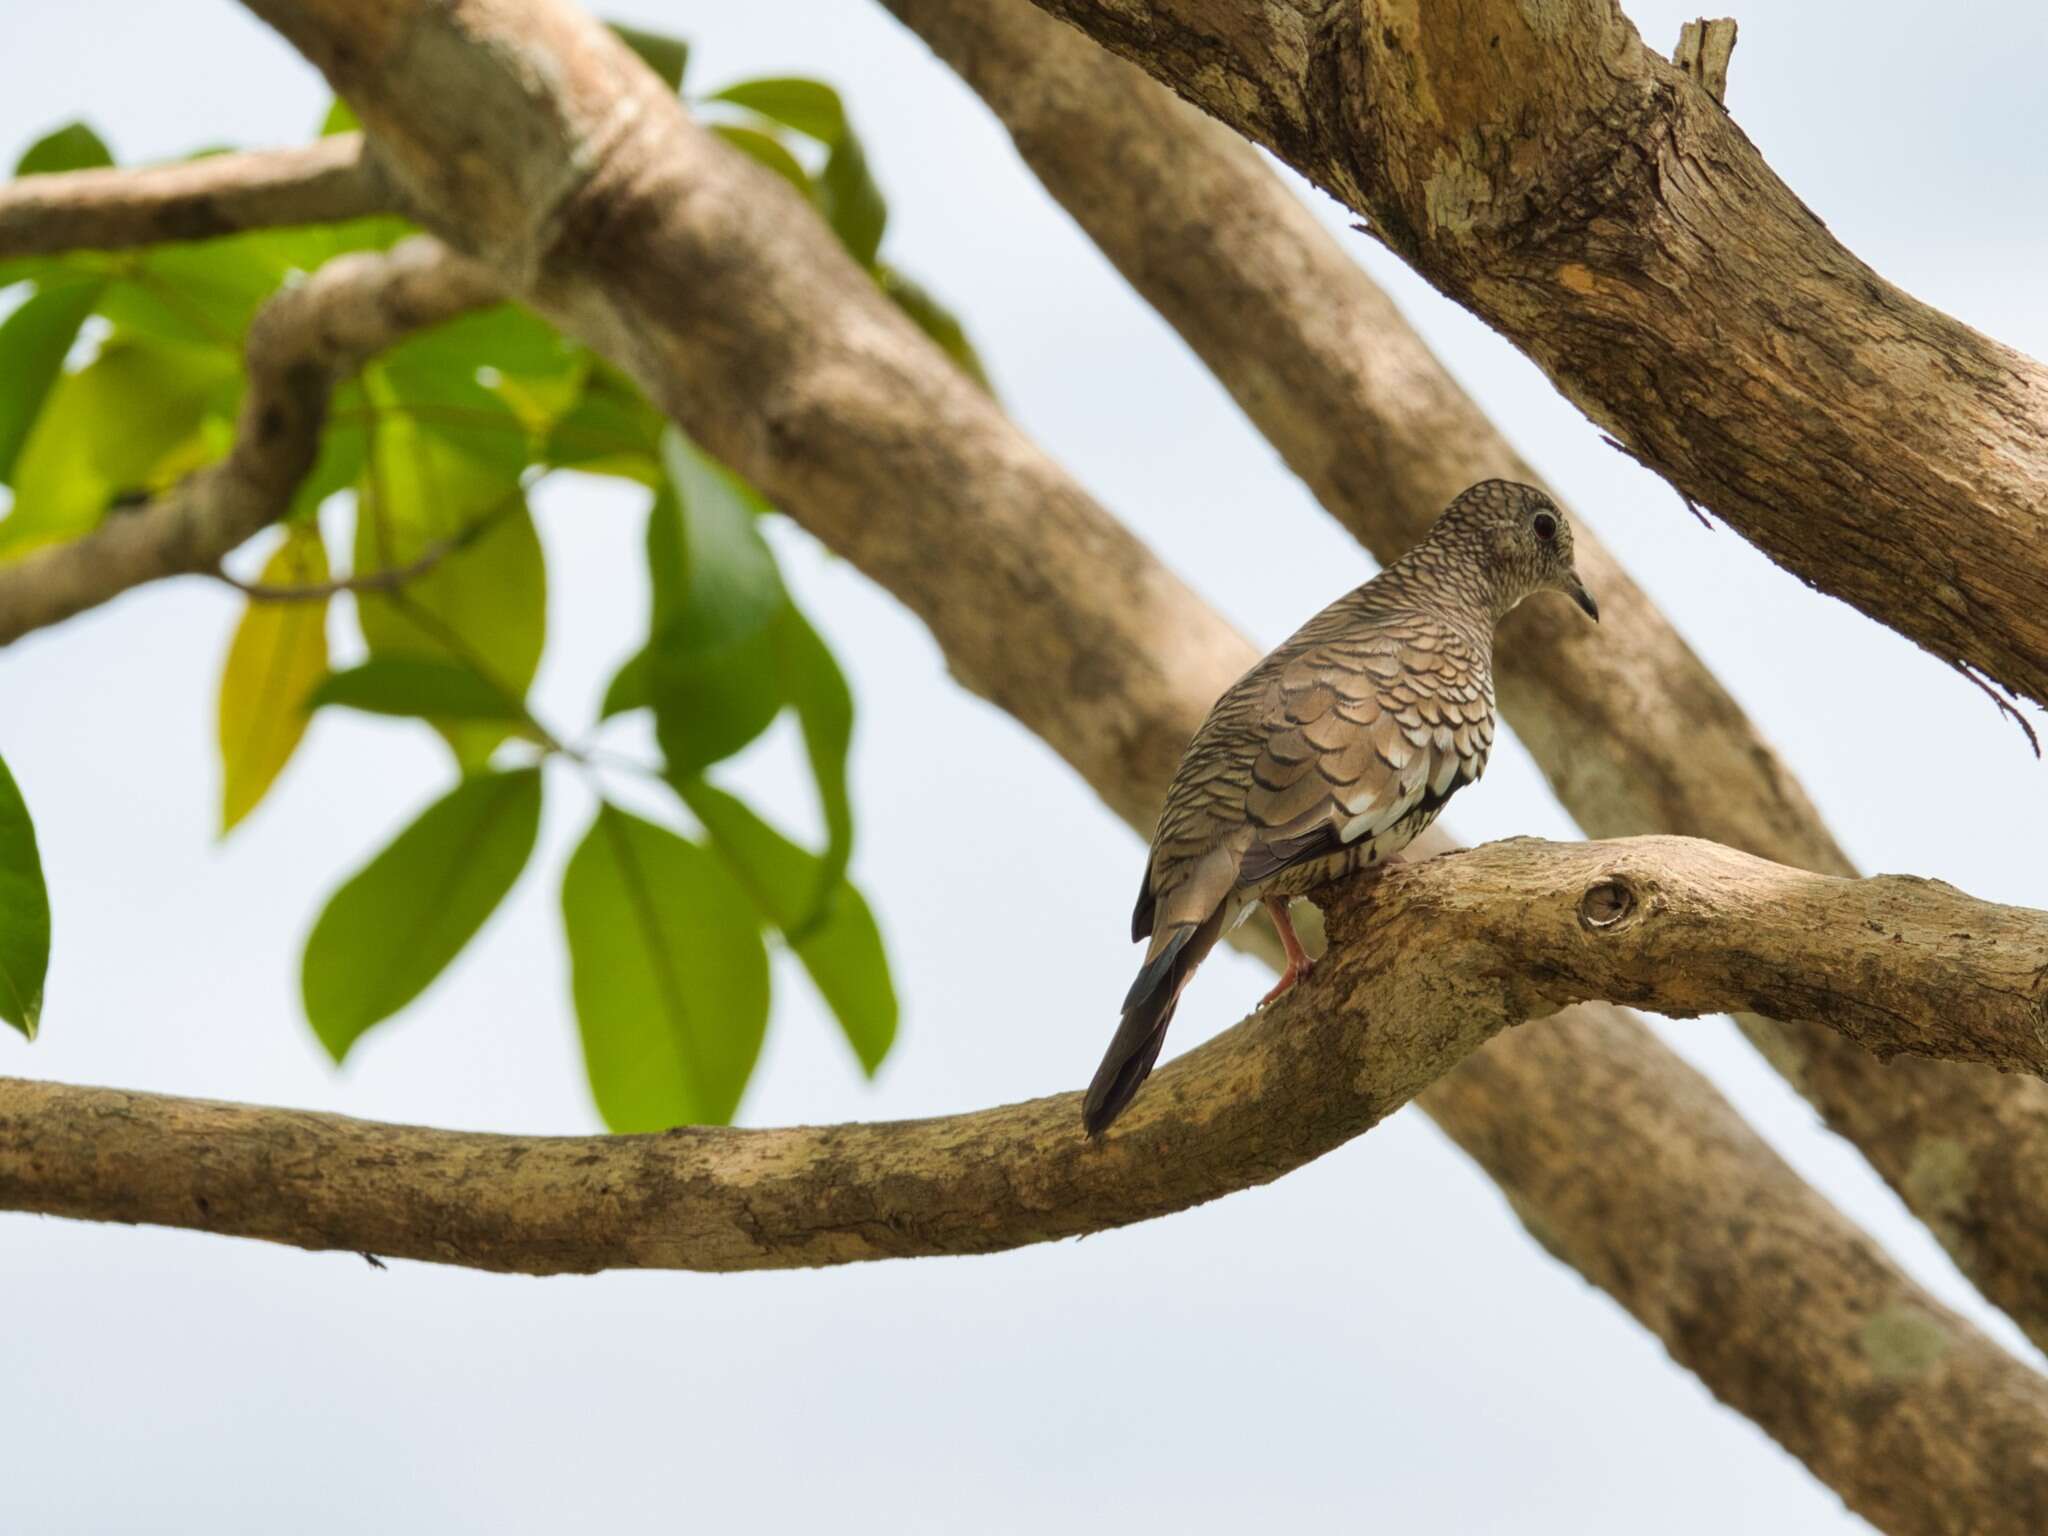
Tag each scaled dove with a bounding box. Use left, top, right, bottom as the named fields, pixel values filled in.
left=1083, top=480, right=1599, bottom=1137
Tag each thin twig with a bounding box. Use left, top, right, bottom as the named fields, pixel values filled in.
left=1952, top=658, right=2043, bottom=757
left=216, top=479, right=535, bottom=603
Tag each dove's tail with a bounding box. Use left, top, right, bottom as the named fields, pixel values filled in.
left=1083, top=909, right=1225, bottom=1138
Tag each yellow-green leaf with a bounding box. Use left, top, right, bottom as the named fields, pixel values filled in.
left=218, top=530, right=331, bottom=834
left=302, top=768, right=542, bottom=1061
left=0, top=751, right=51, bottom=1039
left=561, top=803, right=769, bottom=1130
left=0, top=335, right=236, bottom=558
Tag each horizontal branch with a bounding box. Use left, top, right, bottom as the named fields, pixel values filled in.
left=1019, top=0, right=2048, bottom=715
left=880, top=0, right=2048, bottom=1355
left=0, top=134, right=390, bottom=256
left=4, top=834, right=2039, bottom=1272
left=0, top=236, right=497, bottom=645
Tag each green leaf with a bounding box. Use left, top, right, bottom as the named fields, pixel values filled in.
left=302, top=768, right=542, bottom=1061
left=15, top=122, right=112, bottom=176
left=708, top=78, right=845, bottom=144
left=775, top=607, right=856, bottom=905
left=0, top=752, right=51, bottom=1039
left=218, top=529, right=331, bottom=834
left=561, top=803, right=770, bottom=1129
left=710, top=124, right=811, bottom=197
left=677, top=780, right=894, bottom=1075
left=319, top=99, right=360, bottom=137
left=644, top=433, right=789, bottom=772
left=1, top=335, right=236, bottom=557
left=818, top=131, right=887, bottom=268
left=655, top=428, right=780, bottom=637
left=0, top=276, right=105, bottom=484
left=98, top=236, right=297, bottom=351
left=609, top=21, right=689, bottom=92
left=354, top=370, right=545, bottom=767
left=878, top=265, right=992, bottom=393
left=544, top=361, right=665, bottom=483
left=307, top=656, right=533, bottom=725
left=380, top=304, right=585, bottom=440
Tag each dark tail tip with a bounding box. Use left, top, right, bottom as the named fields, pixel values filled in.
left=1083, top=916, right=1217, bottom=1137
left=1082, top=1023, right=1169, bottom=1139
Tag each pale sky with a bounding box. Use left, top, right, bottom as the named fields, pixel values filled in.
left=3, top=4, right=2045, bottom=1531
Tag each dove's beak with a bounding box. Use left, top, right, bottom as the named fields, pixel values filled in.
left=1566, top=573, right=1599, bottom=623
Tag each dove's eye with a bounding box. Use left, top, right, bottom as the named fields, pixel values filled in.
left=1532, top=512, right=1558, bottom=542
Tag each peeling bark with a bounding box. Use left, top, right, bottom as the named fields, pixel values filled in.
left=1018, top=0, right=2048, bottom=716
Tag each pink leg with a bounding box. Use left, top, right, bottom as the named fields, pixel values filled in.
left=1258, top=896, right=1314, bottom=1007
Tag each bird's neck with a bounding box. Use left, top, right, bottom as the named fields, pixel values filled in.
left=1374, top=538, right=1519, bottom=636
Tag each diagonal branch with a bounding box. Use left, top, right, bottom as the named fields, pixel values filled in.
left=3, top=833, right=2044, bottom=1273
left=0, top=236, right=497, bottom=645
left=1015, top=0, right=2048, bottom=717
left=882, top=0, right=2048, bottom=1354
left=0, top=134, right=391, bottom=256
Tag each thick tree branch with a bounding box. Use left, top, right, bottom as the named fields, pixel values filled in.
left=0, top=135, right=390, bottom=256
left=1015, top=0, right=2048, bottom=716
left=0, top=236, right=496, bottom=645
left=4, top=834, right=2044, bottom=1271
left=884, top=0, right=2048, bottom=1353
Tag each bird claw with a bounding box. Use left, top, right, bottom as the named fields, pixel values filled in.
left=1259, top=956, right=1313, bottom=1008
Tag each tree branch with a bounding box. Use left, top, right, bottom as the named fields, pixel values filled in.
left=0, top=236, right=497, bottom=645
left=882, top=0, right=2048, bottom=1354
left=1014, top=0, right=2048, bottom=717
left=0, top=135, right=391, bottom=256
left=3, top=834, right=2042, bottom=1272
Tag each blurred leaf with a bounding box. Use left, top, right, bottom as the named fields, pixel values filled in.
left=601, top=643, right=651, bottom=719
left=319, top=99, right=360, bottom=137
left=286, top=409, right=367, bottom=524
left=544, top=361, right=664, bottom=483
left=0, top=752, right=51, bottom=1040
left=710, top=124, right=810, bottom=197
left=638, top=456, right=774, bottom=745
left=708, top=78, right=845, bottom=144
left=818, top=131, right=887, bottom=268
left=15, top=122, right=112, bottom=176
left=0, top=336, right=236, bottom=557
left=302, top=768, right=541, bottom=1061
left=878, top=265, right=992, bottom=393
left=644, top=433, right=789, bottom=772
left=0, top=276, right=104, bottom=484
left=652, top=614, right=784, bottom=774
left=99, top=236, right=297, bottom=351
left=355, top=370, right=544, bottom=767
left=218, top=529, right=330, bottom=835
left=609, top=21, right=689, bottom=91
left=561, top=802, right=769, bottom=1129
left=775, top=607, right=855, bottom=905
left=382, top=304, right=585, bottom=441
left=656, top=428, right=779, bottom=636
left=307, top=656, right=533, bottom=725
left=678, top=779, right=894, bottom=1074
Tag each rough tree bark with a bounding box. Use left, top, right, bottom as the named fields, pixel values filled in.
left=1013, top=0, right=2048, bottom=717
left=882, top=0, right=2048, bottom=1353
left=12, top=829, right=2045, bottom=1266
left=0, top=236, right=495, bottom=643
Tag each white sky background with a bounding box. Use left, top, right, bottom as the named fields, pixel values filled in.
left=3, top=3, right=2046, bottom=1530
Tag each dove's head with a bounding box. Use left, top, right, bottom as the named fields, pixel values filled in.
left=1432, top=479, right=1599, bottom=624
